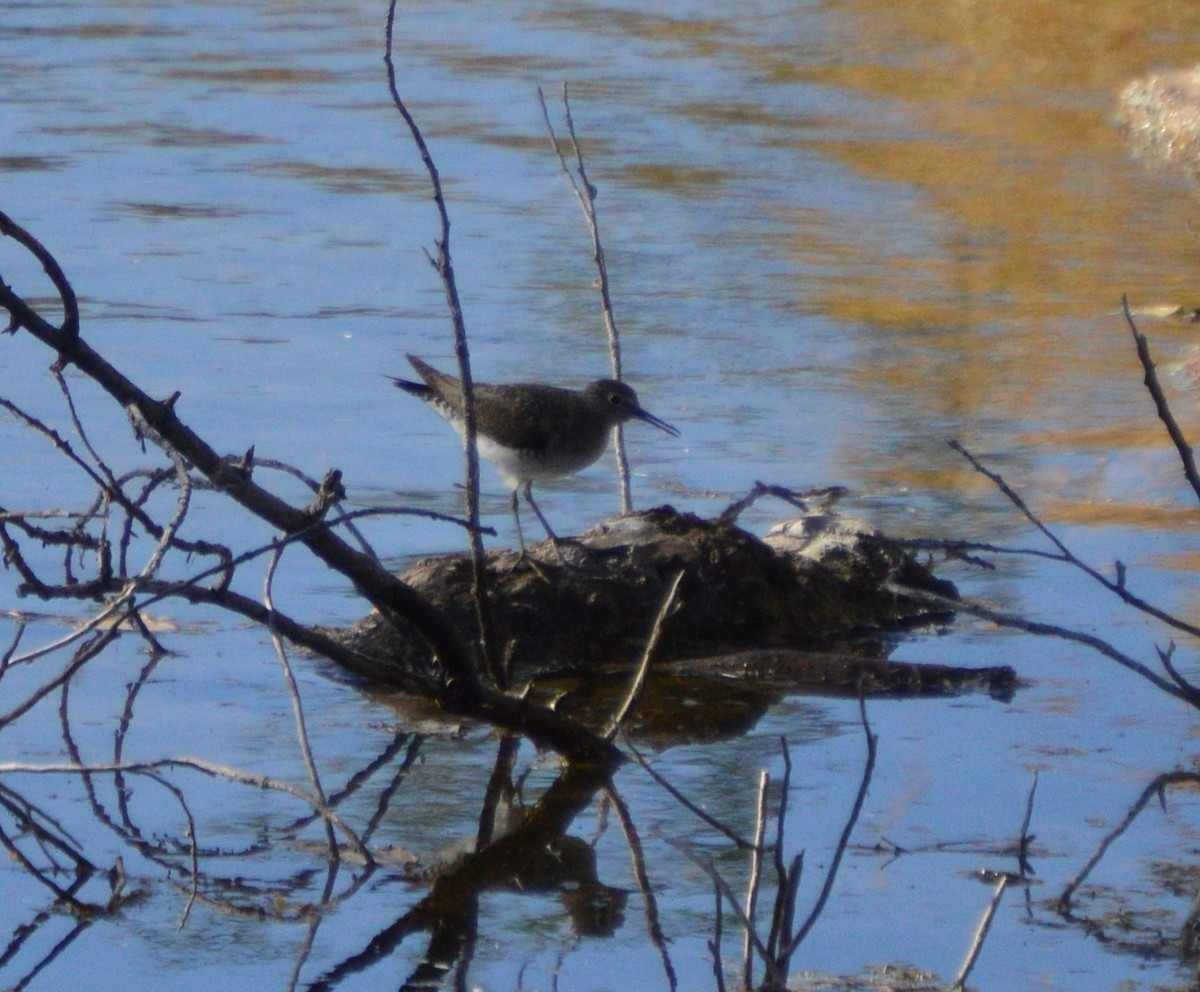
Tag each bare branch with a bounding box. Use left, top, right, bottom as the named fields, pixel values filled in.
left=1058, top=770, right=1200, bottom=911
left=538, top=83, right=633, bottom=513
left=778, top=693, right=876, bottom=960
left=603, top=568, right=684, bottom=739
left=0, top=207, right=78, bottom=339
left=1123, top=295, right=1200, bottom=502
left=743, top=768, right=770, bottom=990
left=950, top=873, right=1012, bottom=991
left=383, top=0, right=498, bottom=686
left=948, top=440, right=1200, bottom=689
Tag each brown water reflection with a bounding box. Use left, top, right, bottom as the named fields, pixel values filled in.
left=724, top=0, right=1200, bottom=522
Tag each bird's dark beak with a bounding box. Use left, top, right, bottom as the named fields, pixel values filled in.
left=634, top=407, right=681, bottom=438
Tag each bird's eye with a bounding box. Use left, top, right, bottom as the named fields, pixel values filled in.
left=608, top=392, right=622, bottom=406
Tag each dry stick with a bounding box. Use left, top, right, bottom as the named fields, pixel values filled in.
left=602, top=568, right=685, bottom=739
left=950, top=775, right=1038, bottom=990
left=949, top=873, right=1011, bottom=992
left=264, top=543, right=356, bottom=866
left=665, top=832, right=784, bottom=987
left=718, top=482, right=843, bottom=527
left=884, top=578, right=1196, bottom=705
left=538, top=83, right=633, bottom=514
left=0, top=206, right=78, bottom=339
left=1057, top=769, right=1200, bottom=911
left=1124, top=295, right=1200, bottom=503
left=743, top=769, right=770, bottom=991
left=128, top=406, right=191, bottom=581
left=949, top=439, right=1200, bottom=656
left=764, top=740, right=794, bottom=962
left=384, top=0, right=500, bottom=688
left=607, top=784, right=678, bottom=992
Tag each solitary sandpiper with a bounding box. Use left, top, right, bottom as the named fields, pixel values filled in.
left=391, top=354, right=680, bottom=551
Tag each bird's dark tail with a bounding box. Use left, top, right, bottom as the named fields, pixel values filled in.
left=388, top=376, right=429, bottom=398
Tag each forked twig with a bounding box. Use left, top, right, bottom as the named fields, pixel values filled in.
left=538, top=83, right=633, bottom=513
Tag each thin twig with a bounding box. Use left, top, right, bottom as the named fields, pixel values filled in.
left=1017, top=772, right=1038, bottom=878
left=765, top=739, right=793, bottom=961
left=624, top=737, right=760, bottom=851
left=778, top=693, right=876, bottom=961
left=264, top=543, right=362, bottom=865
left=710, top=880, right=727, bottom=992
left=538, top=83, right=633, bottom=513
left=1124, top=295, right=1200, bottom=502
left=0, top=757, right=372, bottom=855
left=949, top=439, right=1200, bottom=666
left=664, top=832, right=785, bottom=989
left=603, top=569, right=684, bottom=739
left=885, top=578, right=1200, bottom=706
left=949, top=873, right=1011, bottom=991
left=743, top=769, right=770, bottom=990
left=384, top=0, right=499, bottom=686
left=1058, top=770, right=1200, bottom=911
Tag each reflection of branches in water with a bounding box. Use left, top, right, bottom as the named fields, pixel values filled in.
left=607, top=783, right=676, bottom=990
left=311, top=758, right=616, bottom=991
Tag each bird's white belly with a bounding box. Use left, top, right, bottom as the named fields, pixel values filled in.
left=476, top=432, right=611, bottom=488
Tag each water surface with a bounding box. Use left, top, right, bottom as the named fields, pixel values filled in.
left=3, top=1, right=1200, bottom=990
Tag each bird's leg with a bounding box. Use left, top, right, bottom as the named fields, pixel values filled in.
left=523, top=481, right=560, bottom=543
left=523, top=482, right=568, bottom=564
left=507, top=485, right=557, bottom=576
left=510, top=488, right=528, bottom=555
